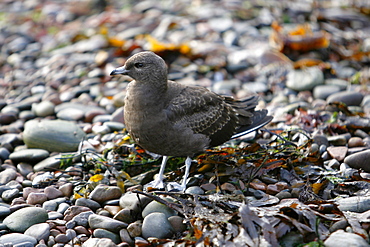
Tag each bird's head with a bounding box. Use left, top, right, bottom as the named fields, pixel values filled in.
left=110, top=51, right=168, bottom=85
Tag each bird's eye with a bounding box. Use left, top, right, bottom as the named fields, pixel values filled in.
left=134, top=63, right=144, bottom=68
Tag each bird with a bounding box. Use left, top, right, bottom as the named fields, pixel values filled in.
left=110, top=51, right=272, bottom=191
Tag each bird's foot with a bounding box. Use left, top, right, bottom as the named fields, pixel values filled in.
left=144, top=178, right=165, bottom=191
left=166, top=182, right=186, bottom=192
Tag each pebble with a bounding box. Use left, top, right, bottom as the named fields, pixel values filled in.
left=88, top=214, right=128, bottom=233
left=286, top=67, right=324, bottom=91
left=23, top=119, right=86, bottom=152
left=24, top=223, right=50, bottom=242
left=0, top=169, right=17, bottom=185
left=93, top=229, right=121, bottom=244
left=76, top=198, right=101, bottom=212
left=327, top=91, right=364, bottom=106
left=0, top=233, right=37, bottom=246
left=344, top=150, right=370, bottom=173
left=27, top=192, right=48, bottom=205
left=3, top=207, right=48, bottom=232
left=9, top=149, right=50, bottom=164
left=324, top=230, right=369, bottom=247
left=141, top=212, right=174, bottom=239
left=89, top=184, right=122, bottom=204
left=82, top=238, right=118, bottom=247
left=142, top=200, right=177, bottom=218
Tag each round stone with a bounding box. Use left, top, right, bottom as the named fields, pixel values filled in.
left=3, top=207, right=48, bottom=232
left=142, top=212, right=174, bottom=239
left=23, top=119, right=86, bottom=152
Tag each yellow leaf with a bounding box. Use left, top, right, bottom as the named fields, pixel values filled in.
left=89, top=174, right=105, bottom=183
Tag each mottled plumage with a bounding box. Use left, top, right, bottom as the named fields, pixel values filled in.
left=110, top=51, right=272, bottom=191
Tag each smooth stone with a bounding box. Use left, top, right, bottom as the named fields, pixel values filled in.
left=89, top=184, right=122, bottom=204
left=32, top=101, right=55, bottom=117
left=48, top=211, right=64, bottom=220
left=103, top=121, right=125, bottom=132
left=17, top=163, right=33, bottom=177
left=324, top=230, right=369, bottom=247
left=344, top=150, right=370, bottom=173
left=74, top=225, right=90, bottom=236
left=64, top=206, right=92, bottom=222
left=0, top=206, right=11, bottom=217
left=33, top=154, right=62, bottom=172
left=325, top=78, right=348, bottom=90
left=82, top=237, right=118, bottom=247
left=92, top=124, right=111, bottom=134
left=88, top=214, right=128, bottom=233
left=2, top=188, right=19, bottom=202
left=119, top=192, right=152, bottom=214
left=142, top=212, right=174, bottom=239
left=0, top=233, right=37, bottom=246
left=119, top=229, right=134, bottom=246
left=56, top=108, right=85, bottom=121
left=76, top=198, right=101, bottom=211
left=185, top=186, right=205, bottom=195
left=286, top=67, right=324, bottom=91
left=93, top=229, right=121, bottom=244
left=113, top=208, right=134, bottom=224
left=348, top=137, right=365, bottom=147
left=59, top=183, right=73, bottom=197
left=57, top=202, right=70, bottom=214
left=168, top=216, right=187, bottom=233
left=66, top=229, right=76, bottom=241
left=3, top=207, right=48, bottom=232
left=71, top=211, right=94, bottom=227
left=44, top=186, right=64, bottom=199
left=23, top=119, right=86, bottom=152
left=24, top=223, right=50, bottom=242
left=27, top=192, right=48, bottom=205
left=313, top=85, right=341, bottom=100
left=327, top=91, right=364, bottom=106
left=0, top=169, right=17, bottom=185
left=0, top=147, right=10, bottom=160
left=337, top=196, right=370, bottom=213
left=142, top=200, right=177, bottom=218
left=127, top=221, right=142, bottom=238
left=55, top=233, right=70, bottom=243
left=43, top=200, right=58, bottom=211
left=326, top=146, right=348, bottom=162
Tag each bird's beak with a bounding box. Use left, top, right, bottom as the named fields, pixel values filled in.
left=110, top=66, right=129, bottom=76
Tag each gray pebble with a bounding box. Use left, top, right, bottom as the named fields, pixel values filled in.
left=142, top=200, right=177, bottom=218
left=313, top=85, right=341, bottom=100
left=71, top=211, right=94, bottom=227
left=0, top=233, right=37, bottom=246
left=24, top=223, right=50, bottom=242
left=93, top=229, right=121, bottom=244
left=32, top=101, right=55, bottom=117
left=344, top=150, right=370, bottom=172
left=76, top=198, right=101, bottom=211
left=82, top=237, right=118, bottom=247
left=23, top=119, right=86, bottom=152
left=43, top=200, right=58, bottom=211
left=286, top=67, right=324, bottom=91
left=88, top=214, right=127, bottom=233
left=327, top=91, right=364, bottom=106
left=3, top=207, right=48, bottom=232
left=324, top=230, right=369, bottom=247
left=142, top=212, right=174, bottom=239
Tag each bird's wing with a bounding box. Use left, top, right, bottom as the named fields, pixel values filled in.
left=165, top=86, right=239, bottom=146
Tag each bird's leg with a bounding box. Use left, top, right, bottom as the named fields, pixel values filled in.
left=144, top=156, right=169, bottom=190
left=166, top=156, right=193, bottom=192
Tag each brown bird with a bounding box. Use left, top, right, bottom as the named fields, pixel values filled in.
left=110, top=51, right=272, bottom=191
